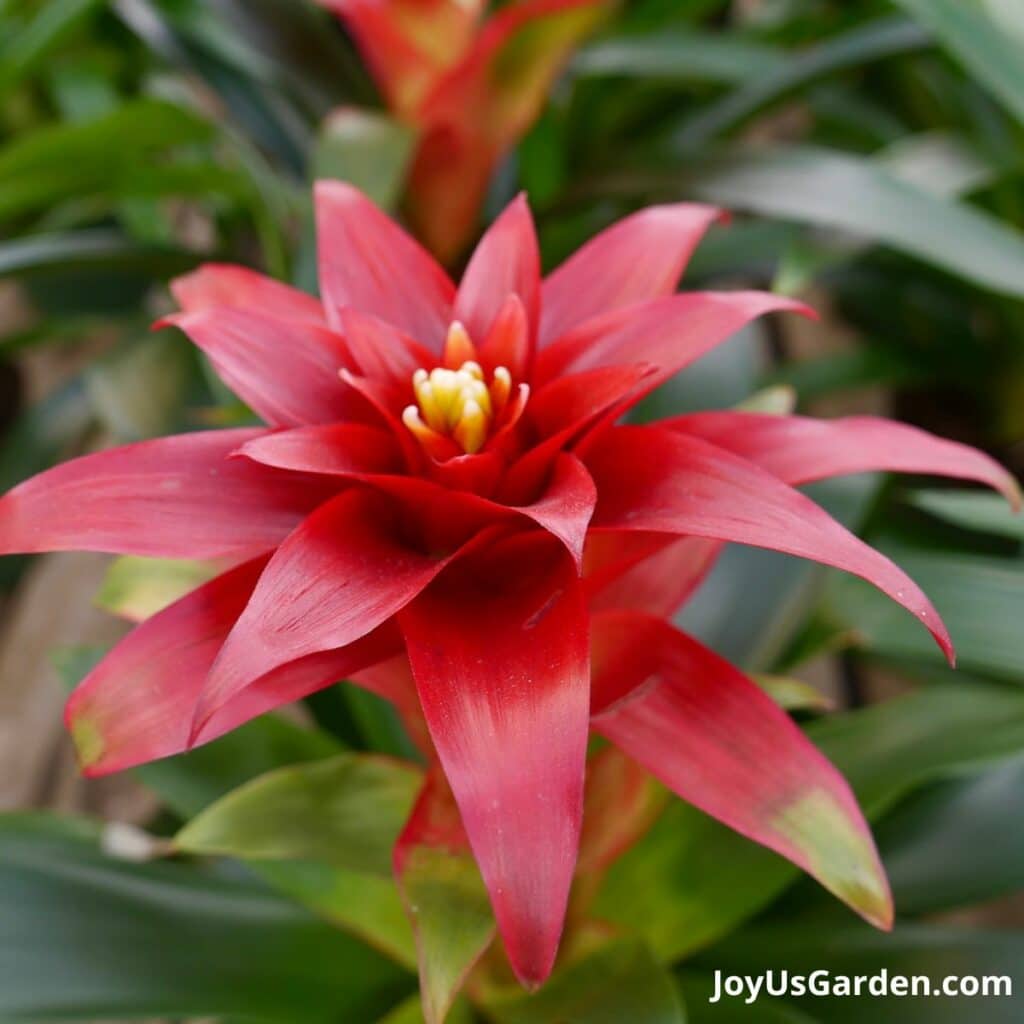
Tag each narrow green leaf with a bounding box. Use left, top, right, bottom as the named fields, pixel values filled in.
left=894, top=0, right=1024, bottom=127
left=0, top=99, right=217, bottom=222
left=879, top=754, right=1024, bottom=914
left=0, top=230, right=199, bottom=280
left=824, top=546, right=1024, bottom=681
left=676, top=17, right=931, bottom=146
left=0, top=0, right=104, bottom=99
left=176, top=753, right=422, bottom=876
left=573, top=31, right=784, bottom=84
left=0, top=98, right=212, bottom=179
left=685, top=144, right=1024, bottom=301
left=906, top=489, right=1024, bottom=542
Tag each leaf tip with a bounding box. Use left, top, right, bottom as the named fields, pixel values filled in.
left=67, top=710, right=105, bottom=775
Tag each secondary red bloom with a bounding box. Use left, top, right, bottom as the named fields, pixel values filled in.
left=318, top=0, right=609, bottom=261
left=1, top=184, right=1018, bottom=995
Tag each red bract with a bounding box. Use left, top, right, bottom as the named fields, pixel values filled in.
left=1, top=183, right=1018, bottom=995
left=317, top=0, right=609, bottom=261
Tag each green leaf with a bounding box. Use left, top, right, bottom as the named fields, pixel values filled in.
left=177, top=753, right=422, bottom=876
left=0, top=813, right=410, bottom=1020
left=593, top=799, right=795, bottom=964
left=0, top=99, right=237, bottom=223
left=753, top=674, right=833, bottom=712
left=894, top=0, right=1024, bottom=127
left=595, top=676, right=1024, bottom=960
left=258, top=860, right=417, bottom=968
left=0, top=0, right=104, bottom=99
left=487, top=940, right=685, bottom=1024
left=824, top=546, right=1024, bottom=681
left=136, top=716, right=343, bottom=818
left=313, top=108, right=416, bottom=212
left=684, top=144, right=1024, bottom=302
left=765, top=348, right=920, bottom=402
left=816, top=677, right=1024, bottom=812
left=675, top=17, right=931, bottom=147
left=0, top=230, right=199, bottom=281
left=95, top=555, right=222, bottom=621
left=906, top=488, right=1024, bottom=542
left=573, top=31, right=784, bottom=84
left=879, top=753, right=1024, bottom=914
left=400, top=843, right=494, bottom=1024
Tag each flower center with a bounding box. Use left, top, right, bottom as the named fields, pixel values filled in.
left=402, top=321, right=524, bottom=457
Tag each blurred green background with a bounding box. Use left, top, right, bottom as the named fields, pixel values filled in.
left=2, top=1, right=1024, bottom=1021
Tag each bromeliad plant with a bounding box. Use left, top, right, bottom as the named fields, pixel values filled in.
left=0, top=183, right=1018, bottom=1009
left=317, top=0, right=610, bottom=261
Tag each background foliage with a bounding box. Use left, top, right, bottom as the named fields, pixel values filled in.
left=2, top=0, right=1024, bottom=1021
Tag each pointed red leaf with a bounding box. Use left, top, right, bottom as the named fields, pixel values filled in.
left=586, top=534, right=723, bottom=616
left=160, top=308, right=358, bottom=427
left=170, top=264, right=327, bottom=325
left=586, top=425, right=954, bottom=662
left=454, top=194, right=541, bottom=347
left=540, top=203, right=723, bottom=346
left=476, top=294, right=530, bottom=381
left=526, top=363, right=656, bottom=441
left=590, top=611, right=892, bottom=930
left=66, top=558, right=400, bottom=775
left=536, top=291, right=812, bottom=392
left=667, top=412, right=1021, bottom=508
left=192, top=488, right=459, bottom=733
left=338, top=307, right=436, bottom=395
left=315, top=181, right=455, bottom=348
left=399, top=533, right=590, bottom=986
left=237, top=434, right=596, bottom=568
left=0, top=430, right=336, bottom=560
left=498, top=364, right=656, bottom=508
left=510, top=453, right=596, bottom=570
left=233, top=423, right=403, bottom=477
